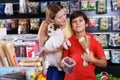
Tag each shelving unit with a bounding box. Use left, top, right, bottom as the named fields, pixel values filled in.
left=80, top=0, right=120, bottom=77
left=0, top=0, right=41, bottom=34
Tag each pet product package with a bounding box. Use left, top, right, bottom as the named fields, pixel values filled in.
left=60, top=1, right=70, bottom=15
left=88, top=0, right=95, bottom=11
left=11, top=19, right=18, bottom=29
left=19, top=0, right=28, bottom=14
left=111, top=0, right=119, bottom=11
left=28, top=2, right=39, bottom=14
left=40, top=2, right=48, bottom=13
left=80, top=0, right=88, bottom=11
left=112, top=16, right=120, bottom=31
left=109, top=33, right=120, bottom=47
left=18, top=19, right=29, bottom=34
left=88, top=17, right=96, bottom=28
left=4, top=19, right=11, bottom=30
left=30, top=18, right=40, bottom=30
left=104, top=50, right=110, bottom=60
left=4, top=3, right=13, bottom=15
left=96, top=0, right=107, bottom=14
left=99, top=17, right=109, bottom=31
left=70, top=1, right=79, bottom=14
left=62, top=57, right=76, bottom=74
left=111, top=50, right=120, bottom=63
left=97, top=34, right=108, bottom=48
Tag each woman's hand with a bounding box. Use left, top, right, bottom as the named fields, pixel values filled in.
left=94, top=35, right=102, bottom=44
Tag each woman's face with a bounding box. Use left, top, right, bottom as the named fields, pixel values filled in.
left=53, top=8, right=67, bottom=28
left=71, top=16, right=87, bottom=33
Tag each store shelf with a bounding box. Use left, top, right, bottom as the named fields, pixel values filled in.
left=0, top=0, right=120, bottom=78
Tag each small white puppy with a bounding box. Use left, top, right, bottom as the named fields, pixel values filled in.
left=44, top=23, right=71, bottom=71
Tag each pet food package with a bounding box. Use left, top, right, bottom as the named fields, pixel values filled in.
left=109, top=33, right=120, bottom=47
left=96, top=0, right=107, bottom=14
left=104, top=50, right=110, bottom=60
left=111, top=0, right=120, bottom=11
left=112, top=16, right=120, bottom=31
left=70, top=0, right=79, bottom=14
left=111, top=50, right=120, bottom=63
left=80, top=0, right=88, bottom=11
left=4, top=3, right=13, bottom=15
left=88, top=17, right=96, bottom=28
left=15, top=46, right=26, bottom=57
left=18, top=19, right=29, bottom=34
left=62, top=57, right=76, bottom=74
left=97, top=34, right=108, bottom=48
left=30, top=18, right=40, bottom=30
left=28, top=2, right=39, bottom=14
left=26, top=43, right=39, bottom=58
left=60, top=1, right=70, bottom=15
left=11, top=19, right=18, bottom=29
left=0, top=19, right=18, bottom=30
left=99, top=17, right=109, bottom=31
left=4, top=19, right=12, bottom=30
left=88, top=0, right=95, bottom=11
left=40, top=2, right=48, bottom=13
left=19, top=0, right=28, bottom=14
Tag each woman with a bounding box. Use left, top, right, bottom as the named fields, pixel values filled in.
left=38, top=3, right=73, bottom=80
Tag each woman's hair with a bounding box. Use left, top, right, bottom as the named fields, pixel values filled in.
left=46, top=3, right=63, bottom=23
left=70, top=11, right=88, bottom=26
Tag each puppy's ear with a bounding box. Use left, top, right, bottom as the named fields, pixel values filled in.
left=54, top=24, right=59, bottom=31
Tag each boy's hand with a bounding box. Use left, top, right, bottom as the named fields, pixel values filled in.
left=60, top=61, right=65, bottom=68
left=81, top=52, right=95, bottom=63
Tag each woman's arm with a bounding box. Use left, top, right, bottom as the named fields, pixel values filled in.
left=38, top=20, right=48, bottom=47
left=94, top=35, right=102, bottom=44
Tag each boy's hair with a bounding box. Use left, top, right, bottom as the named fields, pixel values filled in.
left=46, top=3, right=63, bottom=23
left=70, top=11, right=88, bottom=26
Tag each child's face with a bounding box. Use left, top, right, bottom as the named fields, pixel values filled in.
left=53, top=8, right=67, bottom=28
left=71, top=16, right=87, bottom=33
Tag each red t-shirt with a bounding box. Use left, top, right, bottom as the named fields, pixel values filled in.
left=63, top=33, right=105, bottom=80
